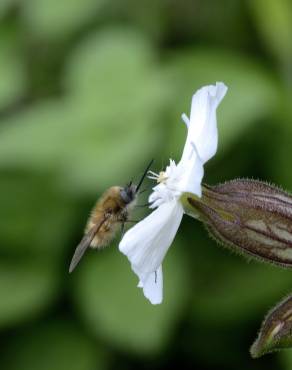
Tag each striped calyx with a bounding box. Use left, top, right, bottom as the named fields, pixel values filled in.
left=184, top=179, right=292, bottom=267
left=250, top=294, right=292, bottom=357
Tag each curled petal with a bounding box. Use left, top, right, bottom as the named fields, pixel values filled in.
left=177, top=147, right=204, bottom=197
left=119, top=200, right=184, bottom=304
left=181, top=82, right=228, bottom=165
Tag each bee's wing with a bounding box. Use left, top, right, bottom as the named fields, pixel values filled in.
left=69, top=217, right=107, bottom=273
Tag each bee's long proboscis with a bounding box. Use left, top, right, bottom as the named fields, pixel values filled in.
left=68, top=216, right=109, bottom=273
left=135, top=159, right=154, bottom=193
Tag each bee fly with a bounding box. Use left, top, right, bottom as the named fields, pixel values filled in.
left=69, top=160, right=153, bottom=273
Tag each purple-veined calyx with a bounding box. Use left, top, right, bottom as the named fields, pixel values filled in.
left=183, top=179, right=292, bottom=267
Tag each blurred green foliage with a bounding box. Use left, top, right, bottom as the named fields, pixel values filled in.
left=0, top=1, right=292, bottom=369
left=73, top=247, right=188, bottom=355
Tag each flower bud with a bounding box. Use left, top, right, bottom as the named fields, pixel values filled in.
left=250, top=294, right=292, bottom=357
left=183, top=179, right=292, bottom=266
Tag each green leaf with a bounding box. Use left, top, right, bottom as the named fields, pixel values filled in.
left=0, top=28, right=26, bottom=109
left=0, top=260, right=59, bottom=328
left=0, top=0, right=15, bottom=18
left=0, top=30, right=169, bottom=194
left=191, top=261, right=292, bottom=326
left=248, top=0, right=292, bottom=65
left=270, top=112, right=292, bottom=190
left=163, top=50, right=280, bottom=159
left=1, top=319, right=106, bottom=370
left=65, top=29, right=169, bottom=129
left=22, top=0, right=106, bottom=39
left=0, top=171, right=76, bottom=255
left=280, top=347, right=292, bottom=369
left=72, top=246, right=189, bottom=355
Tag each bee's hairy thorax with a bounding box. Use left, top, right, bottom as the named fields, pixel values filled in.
left=86, top=186, right=133, bottom=248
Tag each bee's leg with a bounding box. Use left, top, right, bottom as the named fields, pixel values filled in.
left=119, top=221, right=138, bottom=235
left=135, top=203, right=150, bottom=208
left=138, top=187, right=150, bottom=195
left=120, top=222, right=125, bottom=238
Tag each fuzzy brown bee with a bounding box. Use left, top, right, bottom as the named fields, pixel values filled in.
left=69, top=160, right=153, bottom=273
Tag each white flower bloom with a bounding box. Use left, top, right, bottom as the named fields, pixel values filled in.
left=119, top=82, right=228, bottom=304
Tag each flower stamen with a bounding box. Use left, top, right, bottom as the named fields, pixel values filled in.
left=157, top=171, right=168, bottom=184
left=181, top=113, right=190, bottom=128
left=148, top=170, right=168, bottom=184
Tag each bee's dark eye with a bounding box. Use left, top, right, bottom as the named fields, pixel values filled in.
left=120, top=187, right=134, bottom=204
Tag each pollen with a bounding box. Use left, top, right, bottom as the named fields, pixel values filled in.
left=157, top=171, right=168, bottom=183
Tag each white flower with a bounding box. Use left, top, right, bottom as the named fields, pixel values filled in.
left=119, top=82, right=228, bottom=304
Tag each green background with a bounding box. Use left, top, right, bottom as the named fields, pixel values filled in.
left=0, top=1, right=292, bottom=369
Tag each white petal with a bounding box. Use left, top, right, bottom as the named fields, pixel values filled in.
left=119, top=200, right=183, bottom=273
left=177, top=153, right=204, bottom=197
left=181, top=82, right=227, bottom=165
left=119, top=200, right=183, bottom=303
left=138, top=265, right=163, bottom=305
